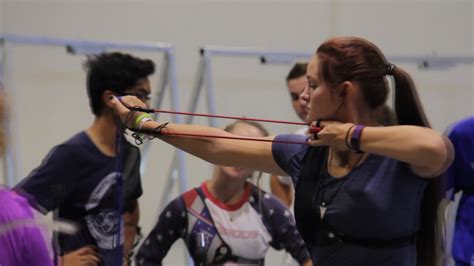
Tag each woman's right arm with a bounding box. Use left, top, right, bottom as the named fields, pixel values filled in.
left=135, top=197, right=186, bottom=265
left=155, top=122, right=286, bottom=175
left=110, top=96, right=288, bottom=176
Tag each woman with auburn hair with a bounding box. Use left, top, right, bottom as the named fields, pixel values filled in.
left=111, top=37, right=453, bottom=266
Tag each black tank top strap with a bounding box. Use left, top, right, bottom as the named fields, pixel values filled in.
left=294, top=146, right=329, bottom=245
left=462, top=187, right=474, bottom=195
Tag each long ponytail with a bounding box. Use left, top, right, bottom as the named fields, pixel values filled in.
left=392, top=67, right=444, bottom=266
left=392, top=67, right=430, bottom=127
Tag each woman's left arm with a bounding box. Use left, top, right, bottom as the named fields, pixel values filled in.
left=310, top=122, right=454, bottom=178
left=358, top=125, right=453, bottom=177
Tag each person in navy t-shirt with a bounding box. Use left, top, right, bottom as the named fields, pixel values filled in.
left=445, top=116, right=474, bottom=266
left=16, top=52, right=154, bottom=265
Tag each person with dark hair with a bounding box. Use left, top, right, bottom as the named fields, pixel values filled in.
left=286, top=62, right=309, bottom=124
left=135, top=121, right=311, bottom=266
left=16, top=52, right=155, bottom=265
left=444, top=116, right=474, bottom=266
left=110, top=36, right=453, bottom=266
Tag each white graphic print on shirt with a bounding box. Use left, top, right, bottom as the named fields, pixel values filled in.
left=204, top=198, right=272, bottom=260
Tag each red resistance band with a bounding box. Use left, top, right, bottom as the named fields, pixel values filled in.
left=126, top=105, right=322, bottom=145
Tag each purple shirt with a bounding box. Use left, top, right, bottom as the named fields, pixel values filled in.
left=445, top=116, right=474, bottom=263
left=0, top=187, right=53, bottom=266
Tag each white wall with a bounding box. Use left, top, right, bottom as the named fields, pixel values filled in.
left=1, top=0, right=473, bottom=265
left=0, top=0, right=3, bottom=33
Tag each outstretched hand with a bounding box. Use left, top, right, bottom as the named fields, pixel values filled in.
left=307, top=120, right=355, bottom=151
left=108, top=95, right=147, bottom=128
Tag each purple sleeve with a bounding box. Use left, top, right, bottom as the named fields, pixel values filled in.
left=135, top=196, right=187, bottom=266
left=0, top=189, right=53, bottom=266
left=15, top=145, right=76, bottom=213
left=446, top=128, right=458, bottom=193
left=24, top=227, right=54, bottom=266
left=444, top=117, right=474, bottom=199
left=262, top=192, right=310, bottom=264
left=272, top=134, right=309, bottom=185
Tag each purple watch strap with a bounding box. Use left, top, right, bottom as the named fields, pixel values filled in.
left=350, top=125, right=365, bottom=153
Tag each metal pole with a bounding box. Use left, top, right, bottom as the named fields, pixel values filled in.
left=140, top=56, right=169, bottom=176
left=166, top=48, right=188, bottom=194
left=158, top=56, right=206, bottom=211
left=0, top=40, right=18, bottom=186
left=203, top=45, right=474, bottom=70
left=203, top=51, right=218, bottom=127
left=1, top=34, right=173, bottom=53
left=167, top=47, right=195, bottom=266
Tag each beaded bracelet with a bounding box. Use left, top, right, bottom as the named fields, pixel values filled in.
left=345, top=125, right=356, bottom=150
left=138, top=117, right=153, bottom=131
left=134, top=113, right=153, bottom=129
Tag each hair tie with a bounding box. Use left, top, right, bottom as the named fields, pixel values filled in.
left=386, top=63, right=395, bottom=75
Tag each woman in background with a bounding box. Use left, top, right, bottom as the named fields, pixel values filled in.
left=136, top=121, right=311, bottom=266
